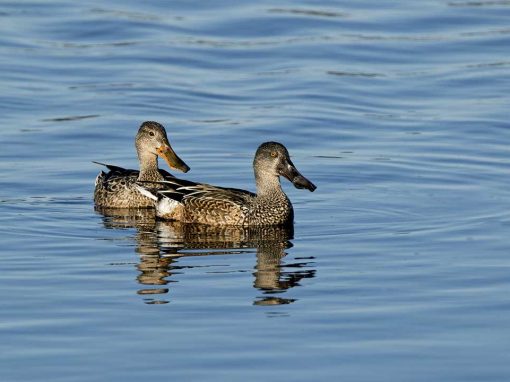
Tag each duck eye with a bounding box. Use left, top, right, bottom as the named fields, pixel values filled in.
left=270, top=151, right=277, bottom=158
left=149, top=131, right=155, bottom=137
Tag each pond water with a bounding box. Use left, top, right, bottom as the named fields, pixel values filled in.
left=1, top=1, right=510, bottom=381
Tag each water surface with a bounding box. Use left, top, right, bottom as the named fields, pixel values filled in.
left=1, top=1, right=510, bottom=381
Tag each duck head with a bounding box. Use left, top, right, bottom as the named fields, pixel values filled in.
left=135, top=121, right=190, bottom=173
left=254, top=142, right=316, bottom=192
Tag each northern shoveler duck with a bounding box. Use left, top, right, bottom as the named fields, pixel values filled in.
left=136, top=142, right=316, bottom=226
left=94, top=121, right=190, bottom=208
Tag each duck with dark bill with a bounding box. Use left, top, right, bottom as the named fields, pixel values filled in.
left=137, top=142, right=316, bottom=226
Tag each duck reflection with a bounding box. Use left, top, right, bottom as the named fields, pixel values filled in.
left=96, top=207, right=315, bottom=305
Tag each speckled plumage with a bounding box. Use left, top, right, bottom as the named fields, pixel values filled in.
left=138, top=142, right=316, bottom=226
left=94, top=163, right=172, bottom=208
left=94, top=121, right=189, bottom=208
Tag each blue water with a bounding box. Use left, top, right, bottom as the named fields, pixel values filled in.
left=1, top=1, right=510, bottom=381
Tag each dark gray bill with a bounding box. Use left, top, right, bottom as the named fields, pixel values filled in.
left=279, top=159, right=316, bottom=192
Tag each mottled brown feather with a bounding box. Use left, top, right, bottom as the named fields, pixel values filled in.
left=144, top=142, right=315, bottom=226
left=93, top=121, right=189, bottom=208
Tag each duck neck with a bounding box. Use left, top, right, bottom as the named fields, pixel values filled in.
left=255, top=170, right=285, bottom=199
left=137, top=151, right=162, bottom=181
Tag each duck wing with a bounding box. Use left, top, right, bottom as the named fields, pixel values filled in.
left=94, top=161, right=176, bottom=184
left=149, top=178, right=255, bottom=207
left=93, top=161, right=139, bottom=185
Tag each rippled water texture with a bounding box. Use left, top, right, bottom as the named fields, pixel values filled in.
left=1, top=1, right=510, bottom=381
